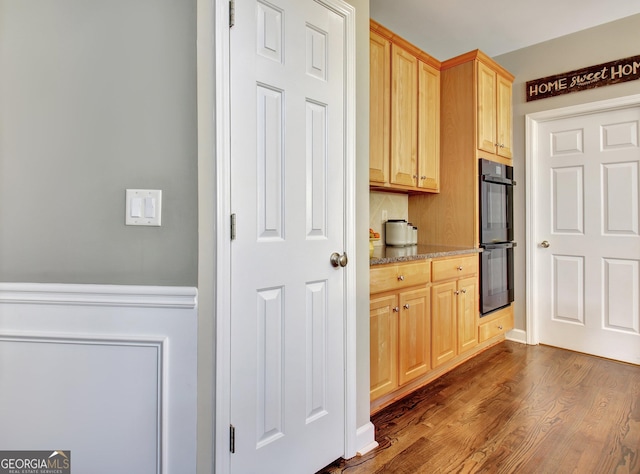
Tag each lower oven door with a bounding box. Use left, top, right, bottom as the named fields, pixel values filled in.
left=480, top=243, right=515, bottom=316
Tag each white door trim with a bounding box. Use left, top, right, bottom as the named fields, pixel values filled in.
left=210, top=0, right=358, bottom=472
left=212, top=0, right=232, bottom=473
left=525, top=93, right=640, bottom=347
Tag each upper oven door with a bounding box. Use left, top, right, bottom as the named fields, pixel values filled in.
left=479, top=159, right=514, bottom=244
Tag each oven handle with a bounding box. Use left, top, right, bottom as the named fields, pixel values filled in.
left=481, top=174, right=516, bottom=186
left=482, top=242, right=516, bottom=250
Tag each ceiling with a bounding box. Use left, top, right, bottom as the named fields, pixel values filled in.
left=369, top=0, right=640, bottom=61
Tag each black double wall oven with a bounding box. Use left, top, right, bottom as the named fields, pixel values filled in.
left=479, top=159, right=515, bottom=316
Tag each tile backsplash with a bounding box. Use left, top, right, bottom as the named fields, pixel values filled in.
left=369, top=191, right=408, bottom=246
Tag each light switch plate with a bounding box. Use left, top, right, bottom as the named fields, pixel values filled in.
left=126, top=189, right=162, bottom=226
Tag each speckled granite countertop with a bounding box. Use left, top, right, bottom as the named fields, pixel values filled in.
left=370, top=244, right=479, bottom=266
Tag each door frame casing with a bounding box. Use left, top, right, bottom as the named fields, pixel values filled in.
left=210, top=0, right=358, bottom=472
left=525, top=93, right=640, bottom=347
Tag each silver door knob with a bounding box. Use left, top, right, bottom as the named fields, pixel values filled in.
left=330, top=252, right=348, bottom=268
left=540, top=240, right=550, bottom=248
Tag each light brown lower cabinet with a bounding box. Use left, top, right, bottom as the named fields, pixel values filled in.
left=431, top=276, right=479, bottom=367
left=458, top=277, right=479, bottom=353
left=369, top=260, right=431, bottom=401
left=431, top=255, right=479, bottom=368
left=369, top=293, right=398, bottom=400
left=430, top=280, right=457, bottom=367
left=398, top=286, right=431, bottom=385
left=478, top=304, right=514, bottom=342
left=369, top=285, right=430, bottom=401
left=370, top=255, right=481, bottom=405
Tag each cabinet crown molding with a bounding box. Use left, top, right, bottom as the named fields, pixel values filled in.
left=441, top=49, right=515, bottom=81
left=370, top=19, right=441, bottom=70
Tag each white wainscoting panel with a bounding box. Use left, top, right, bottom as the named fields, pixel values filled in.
left=0, top=283, right=197, bottom=474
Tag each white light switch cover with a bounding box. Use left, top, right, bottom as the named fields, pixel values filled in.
left=126, top=189, right=162, bottom=226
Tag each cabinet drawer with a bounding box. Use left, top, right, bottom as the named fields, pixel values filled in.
left=478, top=306, right=514, bottom=342
left=370, top=260, right=430, bottom=294
left=431, top=255, right=478, bottom=282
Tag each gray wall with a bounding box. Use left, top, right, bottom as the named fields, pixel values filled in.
left=495, top=13, right=640, bottom=332
left=0, top=0, right=198, bottom=286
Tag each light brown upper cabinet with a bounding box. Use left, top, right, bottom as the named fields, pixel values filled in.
left=477, top=61, right=513, bottom=160
left=390, top=43, right=418, bottom=188
left=439, top=50, right=514, bottom=166
left=369, top=29, right=390, bottom=185
left=369, top=20, right=441, bottom=193
left=417, top=60, right=440, bottom=192
left=409, top=50, right=514, bottom=250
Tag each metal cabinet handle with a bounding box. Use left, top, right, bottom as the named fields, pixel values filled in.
left=393, top=307, right=399, bottom=313
left=457, top=266, right=463, bottom=271
left=498, top=325, right=503, bottom=330
left=460, top=288, right=467, bottom=294
left=397, top=275, right=404, bottom=281
left=403, top=304, right=410, bottom=309
left=454, top=290, right=460, bottom=295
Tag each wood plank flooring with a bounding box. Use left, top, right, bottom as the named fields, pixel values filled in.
left=319, top=341, right=640, bottom=474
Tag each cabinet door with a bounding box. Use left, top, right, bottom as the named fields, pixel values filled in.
left=496, top=74, right=513, bottom=159
left=390, top=44, right=418, bottom=188
left=369, top=30, right=390, bottom=184
left=477, top=61, right=497, bottom=156
left=370, top=293, right=398, bottom=400
left=417, top=60, right=440, bottom=192
left=398, top=286, right=430, bottom=385
left=431, top=281, right=457, bottom=368
left=457, top=276, right=478, bottom=354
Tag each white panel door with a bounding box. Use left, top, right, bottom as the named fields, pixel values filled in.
left=535, top=106, right=640, bottom=364
left=229, top=0, right=348, bottom=472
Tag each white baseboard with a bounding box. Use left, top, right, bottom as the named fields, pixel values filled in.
left=355, top=421, right=378, bottom=457
left=506, top=328, right=527, bottom=344
left=0, top=282, right=197, bottom=474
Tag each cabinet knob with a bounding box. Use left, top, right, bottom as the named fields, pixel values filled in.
left=420, top=176, right=427, bottom=180
left=403, top=304, right=410, bottom=309
left=457, top=266, right=463, bottom=271
left=499, top=144, right=505, bottom=148
left=393, top=307, right=399, bottom=313
left=397, top=275, right=405, bottom=281
left=498, top=325, right=503, bottom=330
left=454, top=290, right=460, bottom=295
left=460, top=288, right=467, bottom=294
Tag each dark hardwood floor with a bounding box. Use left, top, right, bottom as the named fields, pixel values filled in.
left=320, top=341, right=640, bottom=474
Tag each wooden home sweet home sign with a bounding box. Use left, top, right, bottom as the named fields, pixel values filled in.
left=526, top=54, right=640, bottom=101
